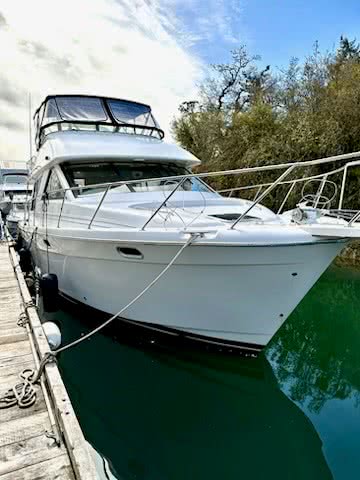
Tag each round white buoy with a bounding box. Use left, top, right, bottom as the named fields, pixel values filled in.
left=42, top=322, right=61, bottom=350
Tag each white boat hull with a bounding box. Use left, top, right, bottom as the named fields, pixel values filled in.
left=21, top=228, right=346, bottom=350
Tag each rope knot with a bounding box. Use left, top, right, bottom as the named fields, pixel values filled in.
left=0, top=352, right=57, bottom=409
left=17, top=312, right=29, bottom=328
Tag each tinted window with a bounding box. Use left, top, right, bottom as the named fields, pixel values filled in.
left=4, top=175, right=27, bottom=184
left=56, top=96, right=107, bottom=122
left=45, top=170, right=63, bottom=200
left=61, top=162, right=211, bottom=196
left=108, top=100, right=157, bottom=127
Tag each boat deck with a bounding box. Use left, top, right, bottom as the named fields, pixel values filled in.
left=0, top=241, right=97, bottom=479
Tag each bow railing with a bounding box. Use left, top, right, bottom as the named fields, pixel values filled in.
left=25, top=151, right=360, bottom=231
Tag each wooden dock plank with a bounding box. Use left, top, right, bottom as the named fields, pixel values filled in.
left=0, top=360, right=35, bottom=381
left=0, top=340, right=31, bottom=360
left=0, top=397, right=46, bottom=425
left=0, top=328, right=27, bottom=344
left=0, top=354, right=34, bottom=369
left=0, top=241, right=97, bottom=479
left=0, top=454, right=75, bottom=480
left=0, top=434, right=67, bottom=477
left=0, top=411, right=50, bottom=448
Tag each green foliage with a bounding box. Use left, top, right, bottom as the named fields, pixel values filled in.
left=172, top=38, right=360, bottom=211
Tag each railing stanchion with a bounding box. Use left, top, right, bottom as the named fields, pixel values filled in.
left=348, top=210, right=360, bottom=226
left=314, top=174, right=328, bottom=208
left=88, top=185, right=110, bottom=229
left=141, top=177, right=187, bottom=231
left=339, top=166, right=348, bottom=210
left=277, top=181, right=296, bottom=214
left=230, top=165, right=297, bottom=229
left=253, top=186, right=263, bottom=202
left=57, top=190, right=67, bottom=228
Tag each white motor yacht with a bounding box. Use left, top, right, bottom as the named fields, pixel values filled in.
left=19, top=95, right=360, bottom=353
left=6, top=200, right=27, bottom=238
left=0, top=169, right=30, bottom=216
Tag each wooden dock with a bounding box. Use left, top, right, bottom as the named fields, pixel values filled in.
left=0, top=240, right=98, bottom=479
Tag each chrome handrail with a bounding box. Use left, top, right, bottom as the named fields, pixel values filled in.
left=230, top=165, right=297, bottom=229
left=349, top=210, right=360, bottom=226
left=28, top=150, right=360, bottom=231
left=218, top=164, right=346, bottom=196
left=277, top=182, right=296, bottom=214
left=31, top=149, right=360, bottom=200
left=88, top=185, right=111, bottom=229
left=57, top=190, right=67, bottom=228
left=141, top=177, right=187, bottom=231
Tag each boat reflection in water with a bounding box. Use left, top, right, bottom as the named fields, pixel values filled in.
left=43, top=272, right=360, bottom=480
left=267, top=265, right=360, bottom=478
left=268, top=266, right=360, bottom=413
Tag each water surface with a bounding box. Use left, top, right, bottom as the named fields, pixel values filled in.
left=43, top=265, right=360, bottom=479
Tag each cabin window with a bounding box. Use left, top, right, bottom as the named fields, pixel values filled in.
left=45, top=169, right=64, bottom=200
left=3, top=175, right=27, bottom=184
left=61, top=162, right=212, bottom=196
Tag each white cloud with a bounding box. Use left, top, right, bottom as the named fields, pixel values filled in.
left=0, top=0, right=204, bottom=165
left=162, top=0, right=244, bottom=47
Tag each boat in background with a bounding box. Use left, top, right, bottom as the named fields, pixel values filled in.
left=0, top=169, right=30, bottom=217
left=6, top=200, right=26, bottom=238
left=18, top=94, right=360, bottom=354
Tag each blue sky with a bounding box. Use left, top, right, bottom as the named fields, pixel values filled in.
left=0, top=0, right=359, bottom=163
left=174, top=0, right=360, bottom=69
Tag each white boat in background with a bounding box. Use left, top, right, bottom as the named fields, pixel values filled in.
left=18, top=95, right=360, bottom=353
left=6, top=200, right=26, bottom=238
left=0, top=169, right=30, bottom=217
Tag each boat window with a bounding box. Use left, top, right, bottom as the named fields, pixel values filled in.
left=3, top=175, right=27, bottom=184
left=34, top=96, right=164, bottom=148
left=45, top=170, right=64, bottom=200
left=107, top=100, right=158, bottom=128
left=43, top=98, right=60, bottom=124
left=13, top=203, right=25, bottom=211
left=56, top=96, right=108, bottom=122
left=61, top=162, right=212, bottom=196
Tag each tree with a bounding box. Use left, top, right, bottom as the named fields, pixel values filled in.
left=336, top=36, right=360, bottom=63
left=172, top=37, right=360, bottom=211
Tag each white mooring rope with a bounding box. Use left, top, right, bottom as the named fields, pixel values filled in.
left=55, top=232, right=198, bottom=354
left=0, top=369, right=37, bottom=409
left=0, top=232, right=198, bottom=408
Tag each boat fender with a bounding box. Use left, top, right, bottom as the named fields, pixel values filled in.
left=40, top=273, right=59, bottom=313
left=42, top=322, right=61, bottom=350
left=19, top=248, right=32, bottom=274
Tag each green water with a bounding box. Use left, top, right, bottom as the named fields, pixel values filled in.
left=43, top=265, right=360, bottom=479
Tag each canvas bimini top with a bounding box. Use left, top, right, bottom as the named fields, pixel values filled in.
left=34, top=95, right=165, bottom=149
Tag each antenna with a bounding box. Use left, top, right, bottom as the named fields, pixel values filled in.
left=28, top=93, right=33, bottom=160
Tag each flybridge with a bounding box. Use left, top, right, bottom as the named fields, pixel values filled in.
left=33, top=95, right=164, bottom=149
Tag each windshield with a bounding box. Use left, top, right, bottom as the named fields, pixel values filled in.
left=108, top=100, right=158, bottom=128
left=35, top=96, right=164, bottom=149
left=56, top=96, right=108, bottom=122
left=3, top=175, right=27, bottom=184
left=61, top=162, right=212, bottom=196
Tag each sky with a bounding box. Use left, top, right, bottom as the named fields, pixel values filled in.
left=0, top=0, right=359, bottom=165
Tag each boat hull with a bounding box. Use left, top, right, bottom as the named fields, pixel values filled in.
left=21, top=228, right=346, bottom=348
left=6, top=219, right=19, bottom=238
left=0, top=200, right=11, bottom=216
